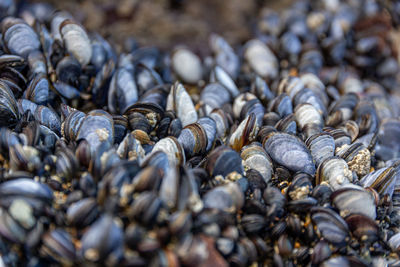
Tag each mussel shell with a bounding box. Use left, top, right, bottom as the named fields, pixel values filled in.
left=209, top=109, right=230, bottom=139
left=200, top=83, right=231, bottom=110
left=2, top=17, right=40, bottom=58
left=354, top=101, right=379, bottom=135
left=316, top=156, right=352, bottom=190
left=53, top=81, right=81, bottom=100
left=264, top=132, right=315, bottom=175
left=66, top=197, right=98, bottom=227
left=311, top=207, right=349, bottom=246
left=323, top=127, right=351, bottom=148
left=79, top=215, right=123, bottom=263
left=326, top=93, right=359, bottom=126
left=148, top=136, right=185, bottom=166
left=229, top=113, right=258, bottom=152
left=269, top=93, right=293, bottom=118
left=293, top=87, right=327, bottom=117
left=240, top=143, right=273, bottom=184
left=62, top=110, right=86, bottom=141
left=209, top=34, right=239, bottom=80
left=330, top=185, right=376, bottom=219
left=171, top=48, right=202, bottom=84
left=116, top=133, right=145, bottom=162
left=375, top=118, right=400, bottom=161
left=178, top=123, right=208, bottom=158
left=60, top=20, right=92, bottom=66
left=335, top=143, right=371, bottom=177
left=287, top=173, right=313, bottom=200
left=55, top=56, right=81, bottom=86
left=360, top=162, right=400, bottom=197
left=203, top=182, right=244, bottom=213
left=112, top=115, right=128, bottom=144
left=243, top=39, right=278, bottom=80
left=294, top=103, right=323, bottom=134
left=251, top=75, right=274, bottom=105
left=204, top=145, right=244, bottom=177
left=210, top=66, right=239, bottom=98
left=0, top=178, right=53, bottom=209
left=345, top=214, right=378, bottom=242
left=197, top=117, right=216, bottom=152
left=108, top=67, right=138, bottom=115
left=306, top=133, right=335, bottom=167
left=23, top=73, right=49, bottom=105
left=0, top=80, right=19, bottom=126
left=34, top=105, right=61, bottom=135
left=166, top=82, right=198, bottom=127
left=277, top=76, right=304, bottom=99
left=41, top=229, right=76, bottom=263
left=76, top=110, right=114, bottom=156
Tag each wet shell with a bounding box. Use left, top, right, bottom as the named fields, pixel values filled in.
left=200, top=83, right=231, bottom=111
left=330, top=185, right=376, bottom=219
left=300, top=73, right=328, bottom=107
left=354, top=101, right=379, bottom=135
left=345, top=214, right=378, bottom=242
left=2, top=17, right=40, bottom=59
left=148, top=136, right=185, bottom=166
left=294, top=103, right=323, bottom=137
left=108, top=67, right=138, bottom=115
left=323, top=127, right=351, bottom=148
left=60, top=20, right=92, bottom=66
left=210, top=66, right=239, bottom=98
left=251, top=75, right=274, bottom=105
left=41, top=229, right=76, bottom=264
left=171, top=48, right=202, bottom=84
left=117, top=133, right=145, bottom=163
left=326, top=93, right=359, bottom=127
left=240, top=143, right=273, bottom=184
left=277, top=76, right=305, bottom=99
left=264, top=132, right=315, bottom=175
left=204, top=145, right=244, bottom=177
left=275, top=114, right=297, bottom=135
left=311, top=207, right=349, bottom=246
left=28, top=50, right=47, bottom=76
left=316, top=157, right=352, bottom=190
left=269, top=93, right=293, bottom=119
left=209, top=34, right=239, bottom=79
left=76, top=110, right=114, bottom=156
left=360, top=162, right=400, bottom=197
left=209, top=108, right=231, bottom=139
left=62, top=110, right=86, bottom=141
left=229, top=113, right=258, bottom=152
left=197, top=117, right=217, bottom=152
left=335, top=143, right=371, bottom=177
left=306, top=133, right=335, bottom=167
left=203, top=182, right=244, bottom=213
left=244, top=39, right=278, bottom=80
left=375, top=118, right=400, bottom=161
left=293, top=88, right=327, bottom=117
left=340, top=120, right=359, bottom=142
left=23, top=74, right=49, bottom=106
left=233, top=93, right=257, bottom=120
left=178, top=122, right=208, bottom=158
left=34, top=105, right=62, bottom=135
left=166, top=82, right=198, bottom=127
left=79, top=215, right=123, bottom=263
left=0, top=80, right=19, bottom=127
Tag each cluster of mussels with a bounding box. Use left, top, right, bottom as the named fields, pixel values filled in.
left=1, top=0, right=400, bottom=266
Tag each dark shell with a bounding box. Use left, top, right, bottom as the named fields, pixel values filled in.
left=2, top=17, right=40, bottom=58
left=204, top=145, right=244, bottom=177
left=264, top=132, right=315, bottom=175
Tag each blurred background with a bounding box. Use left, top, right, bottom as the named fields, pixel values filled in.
left=31, top=0, right=293, bottom=54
